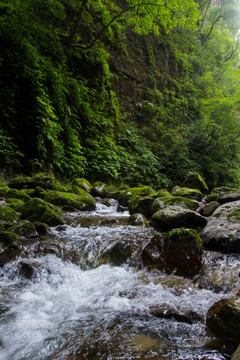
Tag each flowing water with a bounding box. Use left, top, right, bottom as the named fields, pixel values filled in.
left=0, top=202, right=239, bottom=360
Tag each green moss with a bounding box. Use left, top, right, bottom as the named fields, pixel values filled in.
left=42, top=190, right=95, bottom=210
left=168, top=228, right=202, bottom=247
left=22, top=198, right=63, bottom=226
left=0, top=231, right=19, bottom=246
left=228, top=209, right=240, bottom=221
left=72, top=178, right=92, bottom=193
left=6, top=198, right=24, bottom=211
left=8, top=220, right=37, bottom=238
left=183, top=172, right=209, bottom=193
left=0, top=206, right=20, bottom=223
left=172, top=186, right=203, bottom=201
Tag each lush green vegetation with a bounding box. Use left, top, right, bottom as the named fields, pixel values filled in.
left=1, top=0, right=240, bottom=189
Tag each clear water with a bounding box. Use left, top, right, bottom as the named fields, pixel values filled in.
left=0, top=202, right=238, bottom=360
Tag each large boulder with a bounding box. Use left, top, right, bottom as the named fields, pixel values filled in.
left=0, top=231, right=20, bottom=266
left=0, top=205, right=20, bottom=224
left=151, top=196, right=199, bottom=215
left=172, top=186, right=203, bottom=202
left=128, top=196, right=155, bottom=217
left=207, top=187, right=240, bottom=204
left=142, top=229, right=202, bottom=277
left=22, top=198, right=64, bottom=226
left=182, top=172, right=209, bottom=194
left=8, top=220, right=38, bottom=238
left=42, top=189, right=96, bottom=211
left=8, top=173, right=55, bottom=190
left=72, top=178, right=92, bottom=193
left=201, top=200, right=240, bottom=252
left=151, top=205, right=207, bottom=231
left=110, top=186, right=154, bottom=206
left=206, top=297, right=240, bottom=343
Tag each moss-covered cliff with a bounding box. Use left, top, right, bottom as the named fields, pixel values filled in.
left=1, top=0, right=240, bottom=188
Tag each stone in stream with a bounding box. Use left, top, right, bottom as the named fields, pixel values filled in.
left=150, top=303, right=203, bottom=324
left=207, top=187, right=240, bottom=204
left=201, top=200, right=240, bottom=252
left=206, top=297, right=240, bottom=344
left=151, top=205, right=207, bottom=231
left=8, top=220, right=38, bottom=238
left=0, top=231, right=20, bottom=266
left=142, top=229, right=202, bottom=277
left=171, top=186, right=203, bottom=201
left=129, top=213, right=149, bottom=226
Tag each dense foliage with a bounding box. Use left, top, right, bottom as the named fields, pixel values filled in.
left=1, top=0, right=240, bottom=188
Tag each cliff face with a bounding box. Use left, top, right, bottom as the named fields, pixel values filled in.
left=1, top=0, right=240, bottom=188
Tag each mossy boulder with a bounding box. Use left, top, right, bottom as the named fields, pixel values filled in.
left=6, top=198, right=24, bottom=212
left=182, top=172, right=209, bottom=194
left=0, top=205, right=20, bottom=224
left=128, top=213, right=149, bottom=227
left=151, top=196, right=199, bottom=215
left=142, top=229, right=202, bottom=277
left=8, top=220, right=38, bottom=238
left=22, top=198, right=64, bottom=226
left=206, top=297, right=240, bottom=343
left=151, top=205, right=207, bottom=231
left=72, top=178, right=92, bottom=193
left=128, top=196, right=155, bottom=217
left=203, top=201, right=220, bottom=216
left=33, top=222, right=50, bottom=235
left=207, top=187, right=240, bottom=205
left=201, top=200, right=240, bottom=252
left=0, top=231, right=20, bottom=266
left=172, top=186, right=203, bottom=202
left=91, top=182, right=115, bottom=198
left=8, top=173, right=55, bottom=190
left=42, top=189, right=96, bottom=211
left=111, top=186, right=154, bottom=207
left=0, top=186, right=31, bottom=201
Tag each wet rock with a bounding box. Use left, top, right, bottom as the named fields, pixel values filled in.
left=150, top=303, right=202, bottom=324
left=22, top=198, right=64, bottom=226
left=182, top=172, right=209, bottom=194
left=34, top=222, right=50, bottom=235
left=55, top=224, right=68, bottom=231
left=100, top=198, right=118, bottom=207
left=99, top=218, right=117, bottom=226
left=129, top=196, right=155, bottom=218
left=111, top=186, right=154, bottom=207
left=151, top=196, right=199, bottom=215
left=151, top=205, right=207, bottom=231
left=142, top=229, right=202, bottom=277
left=172, top=186, right=203, bottom=201
left=109, top=240, right=133, bottom=266
left=129, top=213, right=149, bottom=227
left=42, top=189, right=96, bottom=211
left=72, top=178, right=92, bottom=193
left=201, top=200, right=240, bottom=252
left=153, top=275, right=198, bottom=296
left=6, top=198, right=24, bottom=212
left=204, top=201, right=220, bottom=216
left=130, top=334, right=159, bottom=353
left=8, top=220, right=38, bottom=238
left=0, top=231, right=20, bottom=266
left=117, top=204, right=128, bottom=212
left=18, top=259, right=51, bottom=279
left=0, top=204, right=20, bottom=224
left=206, top=297, right=240, bottom=343
left=207, top=187, right=240, bottom=204
left=33, top=240, right=63, bottom=257
left=232, top=344, right=240, bottom=360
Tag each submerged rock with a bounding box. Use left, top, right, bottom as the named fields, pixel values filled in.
left=150, top=303, right=202, bottom=324
left=206, top=297, right=240, bottom=343
left=201, top=200, right=240, bottom=252
left=151, top=205, right=207, bottom=231
left=142, top=229, right=202, bottom=277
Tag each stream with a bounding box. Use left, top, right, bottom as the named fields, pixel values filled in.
left=0, top=201, right=239, bottom=360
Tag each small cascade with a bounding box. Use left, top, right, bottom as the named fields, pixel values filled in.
left=0, top=202, right=238, bottom=360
